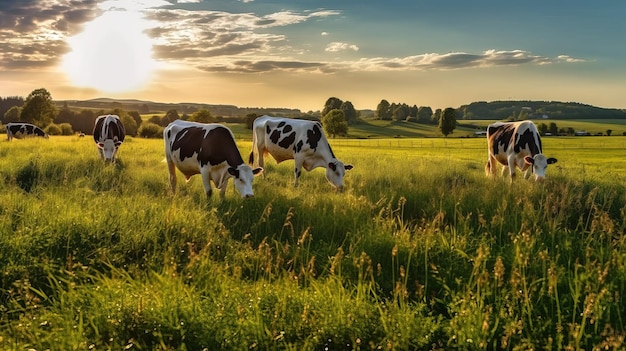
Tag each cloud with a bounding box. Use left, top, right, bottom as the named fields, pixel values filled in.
left=1, top=2, right=586, bottom=76
left=325, top=42, right=359, bottom=52
left=347, top=50, right=585, bottom=72
left=0, top=0, right=101, bottom=70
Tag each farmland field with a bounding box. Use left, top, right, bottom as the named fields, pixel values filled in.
left=0, top=133, right=625, bottom=350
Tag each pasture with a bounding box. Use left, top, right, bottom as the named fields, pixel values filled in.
left=0, top=134, right=625, bottom=350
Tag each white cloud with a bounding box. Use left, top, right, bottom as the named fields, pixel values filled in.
left=321, top=32, right=329, bottom=36
left=325, top=42, right=359, bottom=52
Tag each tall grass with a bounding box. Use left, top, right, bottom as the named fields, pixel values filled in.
left=0, top=135, right=624, bottom=350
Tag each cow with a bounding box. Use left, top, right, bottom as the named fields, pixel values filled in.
left=164, top=120, right=263, bottom=199
left=93, top=115, right=126, bottom=162
left=248, top=115, right=353, bottom=191
left=485, top=120, right=557, bottom=182
left=6, top=123, right=49, bottom=141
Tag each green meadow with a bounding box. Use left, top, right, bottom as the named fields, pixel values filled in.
left=0, top=133, right=625, bottom=350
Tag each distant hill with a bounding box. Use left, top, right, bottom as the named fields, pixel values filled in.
left=56, top=98, right=304, bottom=118
left=458, top=101, right=626, bottom=120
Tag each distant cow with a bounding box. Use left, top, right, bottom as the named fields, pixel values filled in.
left=164, top=120, right=263, bottom=199
left=6, top=123, right=49, bottom=141
left=93, top=115, right=126, bottom=162
left=486, top=120, right=557, bottom=182
left=249, top=115, right=353, bottom=191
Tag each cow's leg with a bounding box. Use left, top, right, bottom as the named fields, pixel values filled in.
left=166, top=158, right=177, bottom=193
left=485, top=154, right=496, bottom=177
left=293, top=156, right=304, bottom=187
left=200, top=168, right=213, bottom=198
left=507, top=155, right=517, bottom=180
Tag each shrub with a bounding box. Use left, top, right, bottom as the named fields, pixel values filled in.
left=138, top=122, right=164, bottom=138
left=44, top=123, right=62, bottom=135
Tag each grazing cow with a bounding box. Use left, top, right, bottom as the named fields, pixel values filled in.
left=249, top=115, right=353, bottom=191
left=486, top=120, right=557, bottom=182
left=93, top=115, right=126, bottom=162
left=6, top=123, right=49, bottom=141
left=164, top=120, right=263, bottom=199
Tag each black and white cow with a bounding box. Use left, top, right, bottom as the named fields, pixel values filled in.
left=164, top=120, right=263, bottom=199
left=6, top=123, right=49, bottom=141
left=486, top=120, right=557, bottom=182
left=93, top=115, right=126, bottom=162
left=249, top=115, right=353, bottom=191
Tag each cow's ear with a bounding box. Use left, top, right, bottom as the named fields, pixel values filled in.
left=328, top=162, right=337, bottom=171
left=547, top=158, right=557, bottom=164
left=114, top=141, right=122, bottom=147
left=253, top=167, right=264, bottom=176
left=98, top=143, right=104, bottom=148
left=228, top=167, right=239, bottom=178
left=344, top=164, right=353, bottom=171
left=524, top=156, right=534, bottom=165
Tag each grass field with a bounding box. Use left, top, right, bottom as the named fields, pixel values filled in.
left=0, top=132, right=625, bottom=350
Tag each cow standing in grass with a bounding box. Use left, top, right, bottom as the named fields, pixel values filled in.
left=93, top=115, right=126, bottom=162
left=164, top=120, right=263, bottom=199
left=486, top=120, right=557, bottom=182
left=249, top=115, right=353, bottom=191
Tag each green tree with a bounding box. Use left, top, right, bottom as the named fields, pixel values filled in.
left=128, top=111, right=142, bottom=130
left=246, top=113, right=259, bottom=129
left=162, top=109, right=180, bottom=126
left=20, top=88, right=56, bottom=126
left=321, top=109, right=348, bottom=138
left=417, top=106, right=433, bottom=124
left=537, top=123, right=548, bottom=136
left=393, top=103, right=409, bottom=121
left=438, top=107, right=457, bottom=137
left=322, top=97, right=343, bottom=117
left=340, top=101, right=357, bottom=124
left=409, top=105, right=418, bottom=118
left=190, top=109, right=213, bottom=123
left=4, top=105, right=21, bottom=122
left=109, top=108, right=138, bottom=137
left=606, top=129, right=613, bottom=136
left=549, top=122, right=558, bottom=136
left=376, top=99, right=392, bottom=120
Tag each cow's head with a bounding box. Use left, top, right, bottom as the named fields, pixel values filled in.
left=326, top=161, right=353, bottom=192
left=524, top=154, right=557, bottom=181
left=228, top=164, right=264, bottom=198
left=98, top=137, right=123, bottom=162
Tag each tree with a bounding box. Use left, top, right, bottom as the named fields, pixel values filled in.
left=432, top=108, right=442, bottom=125
left=4, top=106, right=21, bottom=123
left=438, top=107, right=457, bottom=137
left=340, top=101, right=357, bottom=124
left=245, top=113, right=259, bottom=129
left=606, top=129, right=613, bottom=136
left=549, top=122, right=558, bottom=136
left=321, top=109, right=348, bottom=138
left=537, top=123, right=548, bottom=136
left=190, top=109, right=213, bottom=123
left=162, top=109, right=180, bottom=126
left=128, top=111, right=142, bottom=130
left=322, top=97, right=343, bottom=117
left=20, top=88, right=56, bottom=126
left=393, top=103, right=409, bottom=121
left=417, top=106, right=433, bottom=124
left=376, top=99, right=392, bottom=120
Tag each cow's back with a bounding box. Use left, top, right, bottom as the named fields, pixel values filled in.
left=255, top=116, right=327, bottom=162
left=94, top=115, right=125, bottom=143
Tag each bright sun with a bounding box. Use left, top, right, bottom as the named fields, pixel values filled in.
left=62, top=9, right=156, bottom=93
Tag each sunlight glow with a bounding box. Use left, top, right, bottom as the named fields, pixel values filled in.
left=62, top=9, right=156, bottom=93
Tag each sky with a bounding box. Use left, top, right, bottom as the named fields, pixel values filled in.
left=1, top=0, right=625, bottom=112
